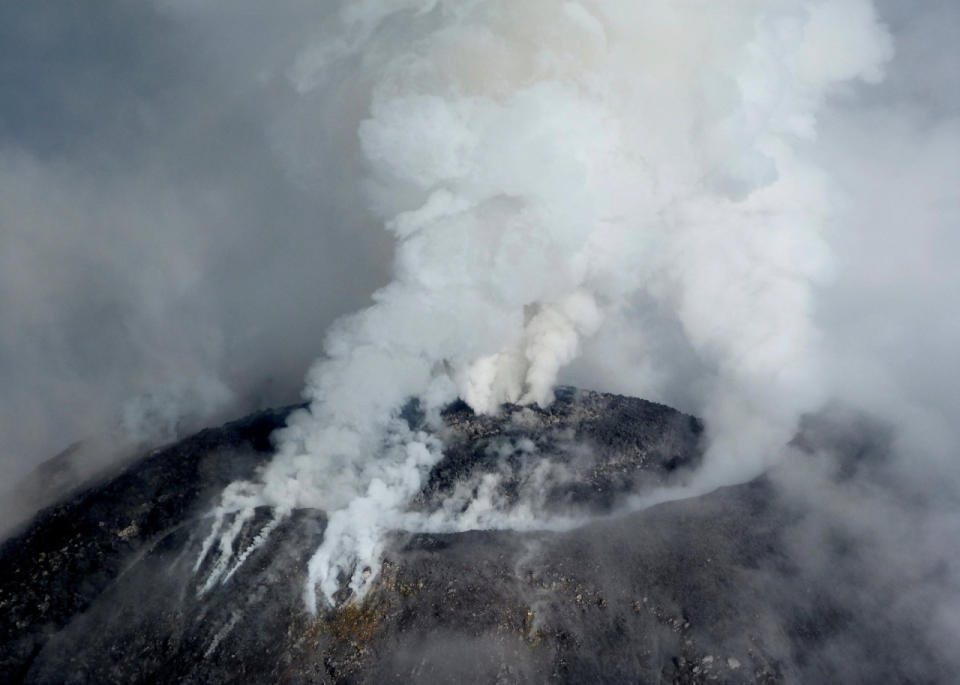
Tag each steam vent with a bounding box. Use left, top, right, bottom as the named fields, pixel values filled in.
left=0, top=388, right=948, bottom=683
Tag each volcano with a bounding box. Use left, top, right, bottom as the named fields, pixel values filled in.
left=0, top=389, right=949, bottom=684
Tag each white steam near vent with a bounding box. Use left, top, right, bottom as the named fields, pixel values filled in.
left=197, top=0, right=894, bottom=610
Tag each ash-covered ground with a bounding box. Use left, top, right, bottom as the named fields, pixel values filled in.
left=0, top=388, right=955, bottom=684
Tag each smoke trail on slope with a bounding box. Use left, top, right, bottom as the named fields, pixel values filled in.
left=197, top=0, right=892, bottom=609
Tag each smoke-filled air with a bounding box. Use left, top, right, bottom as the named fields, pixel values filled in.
left=2, top=0, right=958, bottom=641
left=182, top=0, right=917, bottom=611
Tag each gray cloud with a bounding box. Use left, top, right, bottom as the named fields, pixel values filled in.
left=0, top=1, right=393, bottom=486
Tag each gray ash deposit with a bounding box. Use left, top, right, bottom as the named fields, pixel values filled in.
left=1, top=388, right=953, bottom=684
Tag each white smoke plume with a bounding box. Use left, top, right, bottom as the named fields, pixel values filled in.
left=190, top=0, right=905, bottom=611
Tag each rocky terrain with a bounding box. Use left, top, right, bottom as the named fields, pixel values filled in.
left=0, top=388, right=951, bottom=683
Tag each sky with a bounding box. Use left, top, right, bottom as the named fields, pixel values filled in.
left=0, top=1, right=395, bottom=483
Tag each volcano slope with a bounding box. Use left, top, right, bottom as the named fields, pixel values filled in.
left=0, top=387, right=951, bottom=684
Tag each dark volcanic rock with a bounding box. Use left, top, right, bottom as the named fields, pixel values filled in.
left=0, top=405, right=299, bottom=682
left=0, top=389, right=951, bottom=683
left=427, top=386, right=704, bottom=514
